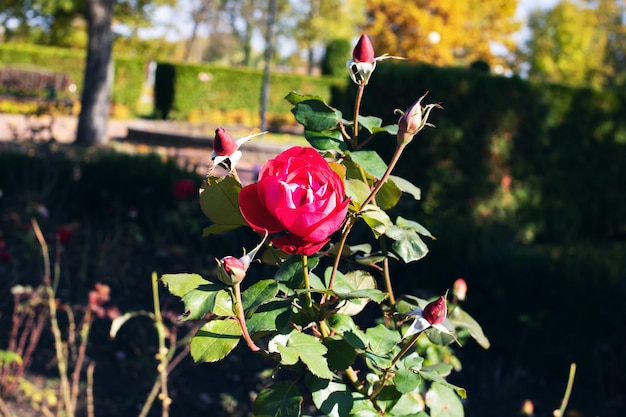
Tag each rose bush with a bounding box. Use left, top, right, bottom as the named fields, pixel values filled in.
left=160, top=33, right=491, bottom=417
left=238, top=146, right=350, bottom=255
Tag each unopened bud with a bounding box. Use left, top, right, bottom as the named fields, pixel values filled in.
left=352, top=34, right=375, bottom=64
left=213, top=127, right=237, bottom=156
left=217, top=256, right=247, bottom=286
left=453, top=278, right=467, bottom=301
left=422, top=295, right=447, bottom=325
left=397, top=92, right=442, bottom=145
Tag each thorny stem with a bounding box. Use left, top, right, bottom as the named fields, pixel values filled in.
left=151, top=272, right=171, bottom=417
left=369, top=332, right=421, bottom=402
left=139, top=329, right=194, bottom=417
left=233, top=283, right=261, bottom=352
left=32, top=218, right=74, bottom=417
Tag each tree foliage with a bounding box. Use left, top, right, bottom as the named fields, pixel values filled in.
left=363, top=0, right=521, bottom=68
left=524, top=0, right=626, bottom=88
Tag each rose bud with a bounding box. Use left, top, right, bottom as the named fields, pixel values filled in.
left=397, top=92, right=442, bottom=145
left=422, top=295, right=447, bottom=326
left=211, top=128, right=265, bottom=174
left=453, top=278, right=467, bottom=301
left=173, top=178, right=196, bottom=200
left=352, top=34, right=375, bottom=64
left=56, top=228, right=73, bottom=245
left=217, top=256, right=248, bottom=286
left=215, top=233, right=267, bottom=286
left=403, top=292, right=455, bottom=340
left=213, top=127, right=238, bottom=156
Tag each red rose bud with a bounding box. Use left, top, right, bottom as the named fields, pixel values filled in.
left=422, top=295, right=447, bottom=325
left=213, top=127, right=238, bottom=156
left=173, top=179, right=196, bottom=199
left=353, top=34, right=375, bottom=64
left=217, top=256, right=247, bottom=285
left=453, top=278, right=467, bottom=301
left=56, top=228, right=73, bottom=245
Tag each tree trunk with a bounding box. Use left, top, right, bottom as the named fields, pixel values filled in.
left=259, top=0, right=278, bottom=132
left=75, top=0, right=115, bottom=146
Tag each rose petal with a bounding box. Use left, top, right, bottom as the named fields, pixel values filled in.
left=239, top=184, right=284, bottom=234
left=271, top=234, right=329, bottom=256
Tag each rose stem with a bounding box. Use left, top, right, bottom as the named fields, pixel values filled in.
left=233, top=283, right=261, bottom=352
left=352, top=82, right=365, bottom=149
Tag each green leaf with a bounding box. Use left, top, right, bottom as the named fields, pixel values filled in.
left=393, top=368, right=421, bottom=394
left=425, top=383, right=465, bottom=417
left=390, top=175, right=421, bottom=200
left=110, top=311, right=154, bottom=339
left=366, top=324, right=401, bottom=356
left=161, top=273, right=210, bottom=298
left=396, top=216, right=434, bottom=239
left=275, top=331, right=335, bottom=379
left=246, top=299, right=292, bottom=334
left=361, top=205, right=394, bottom=239
left=212, top=289, right=234, bottom=316
left=254, top=381, right=303, bottom=417
left=344, top=178, right=372, bottom=210
left=350, top=393, right=380, bottom=417
left=190, top=319, right=242, bottom=363
left=304, top=129, right=347, bottom=152
left=419, top=370, right=467, bottom=399
left=324, top=337, right=357, bottom=371
left=449, top=306, right=490, bottom=349
left=199, top=176, right=246, bottom=227
left=181, top=283, right=229, bottom=320
left=356, top=115, right=382, bottom=134
left=326, top=269, right=386, bottom=315
left=386, top=224, right=429, bottom=263
left=202, top=223, right=242, bottom=236
left=376, top=179, right=402, bottom=210
left=292, top=100, right=342, bottom=131
left=285, top=91, right=326, bottom=105
left=375, top=385, right=402, bottom=413
left=306, top=375, right=353, bottom=417
left=275, top=255, right=319, bottom=283
left=242, top=279, right=279, bottom=316
left=349, top=150, right=388, bottom=179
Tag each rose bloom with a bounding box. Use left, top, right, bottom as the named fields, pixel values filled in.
left=239, top=146, right=349, bottom=255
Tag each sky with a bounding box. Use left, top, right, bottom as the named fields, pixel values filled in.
left=138, top=0, right=563, bottom=48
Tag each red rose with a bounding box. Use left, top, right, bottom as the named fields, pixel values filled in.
left=239, top=146, right=349, bottom=255
left=173, top=179, right=196, bottom=199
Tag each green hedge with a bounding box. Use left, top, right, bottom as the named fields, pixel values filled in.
left=0, top=43, right=146, bottom=114
left=153, top=61, right=346, bottom=122
left=332, top=61, right=626, bottom=243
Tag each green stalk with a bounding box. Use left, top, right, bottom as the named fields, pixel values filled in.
left=151, top=272, right=171, bottom=417
left=352, top=83, right=365, bottom=148
left=301, top=255, right=313, bottom=309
